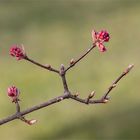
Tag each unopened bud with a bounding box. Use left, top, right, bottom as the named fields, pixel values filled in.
left=125, top=64, right=134, bottom=73
left=27, top=119, right=37, bottom=125
left=88, top=91, right=95, bottom=99
left=128, top=64, right=134, bottom=70
left=10, top=44, right=26, bottom=60
left=112, top=84, right=117, bottom=88
left=103, top=97, right=110, bottom=103
left=60, top=64, right=65, bottom=75
left=60, top=64, right=65, bottom=71
left=7, top=86, right=20, bottom=102
left=60, top=97, right=63, bottom=101
left=45, top=64, right=51, bottom=69
left=70, top=58, right=75, bottom=65
left=74, top=92, right=79, bottom=97
left=57, top=97, right=64, bottom=101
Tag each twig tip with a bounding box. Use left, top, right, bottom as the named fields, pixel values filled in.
left=70, top=58, right=75, bottom=65
left=88, top=91, right=95, bottom=99
left=73, top=92, right=79, bottom=97
left=125, top=64, right=134, bottom=74
left=27, top=119, right=37, bottom=125
left=128, top=64, right=134, bottom=69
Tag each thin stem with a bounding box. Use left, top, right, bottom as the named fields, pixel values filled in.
left=61, top=74, right=69, bottom=93
left=15, top=100, right=27, bottom=124
left=25, top=56, right=59, bottom=74
left=65, top=44, right=96, bottom=72
left=102, top=64, right=134, bottom=99
left=15, top=101, right=20, bottom=113
left=60, top=64, right=69, bottom=93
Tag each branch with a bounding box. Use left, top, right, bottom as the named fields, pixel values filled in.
left=69, top=64, right=134, bottom=104
left=102, top=64, right=134, bottom=99
left=0, top=94, right=68, bottom=125
left=24, top=56, right=59, bottom=74
left=0, top=64, right=134, bottom=125
left=60, top=64, right=70, bottom=94
left=65, top=44, right=96, bottom=72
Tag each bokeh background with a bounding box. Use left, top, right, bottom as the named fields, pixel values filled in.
left=0, top=0, right=139, bottom=139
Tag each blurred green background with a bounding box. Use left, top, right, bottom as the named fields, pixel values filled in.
left=0, top=0, right=139, bottom=139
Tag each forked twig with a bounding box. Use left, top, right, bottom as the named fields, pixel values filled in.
left=0, top=52, right=134, bottom=125
left=0, top=30, right=134, bottom=125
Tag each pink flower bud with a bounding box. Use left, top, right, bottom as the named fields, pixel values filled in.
left=96, top=42, right=107, bottom=52
left=10, top=45, right=26, bottom=60
left=7, top=86, right=20, bottom=102
left=92, top=29, right=110, bottom=52
left=97, top=30, right=110, bottom=42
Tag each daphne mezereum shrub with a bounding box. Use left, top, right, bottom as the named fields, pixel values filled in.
left=0, top=29, right=134, bottom=126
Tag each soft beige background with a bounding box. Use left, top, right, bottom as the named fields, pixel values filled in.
left=0, top=0, right=139, bottom=139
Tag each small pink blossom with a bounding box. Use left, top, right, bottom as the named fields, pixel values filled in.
left=97, top=30, right=110, bottom=42
left=92, top=30, right=110, bottom=52
left=96, top=42, right=107, bottom=52
left=7, top=86, right=20, bottom=102
left=10, top=45, right=26, bottom=60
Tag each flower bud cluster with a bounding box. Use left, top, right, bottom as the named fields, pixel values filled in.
left=10, top=45, right=26, bottom=60
left=7, top=86, right=20, bottom=102
left=92, top=30, right=110, bottom=52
